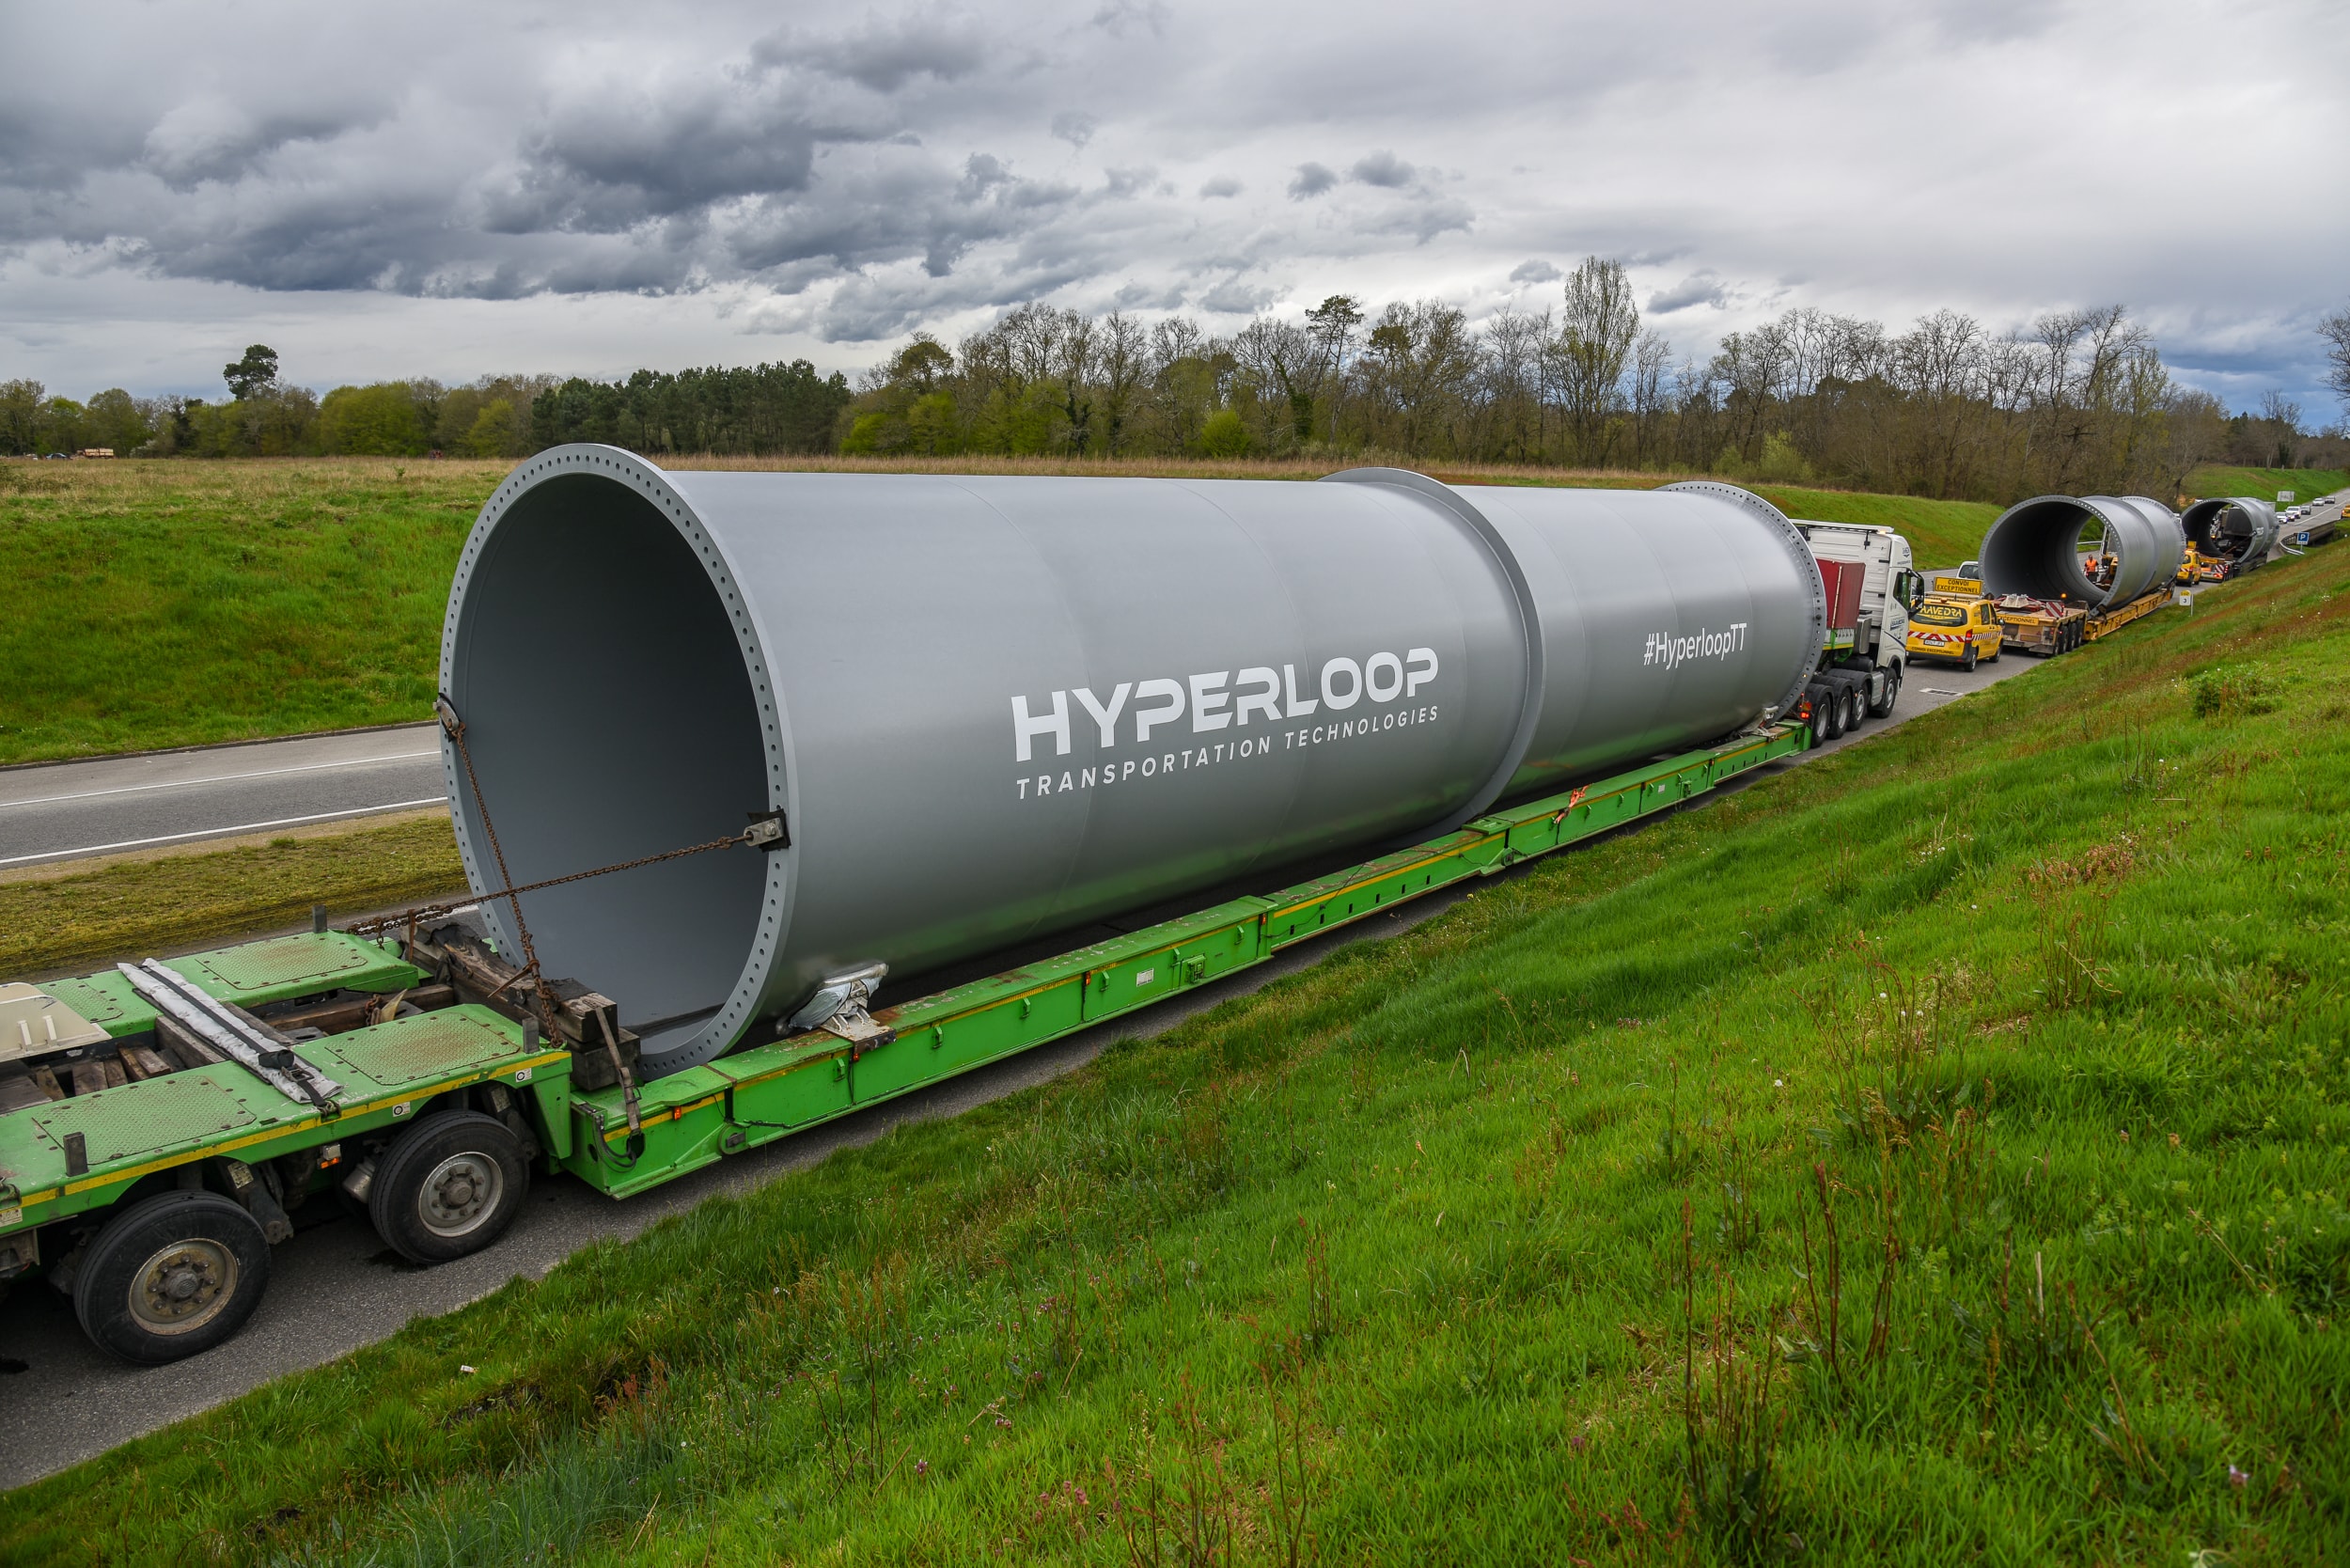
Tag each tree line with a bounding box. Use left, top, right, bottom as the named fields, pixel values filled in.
left=8, top=271, right=2345, bottom=505
left=0, top=345, right=850, bottom=462
left=838, top=263, right=2346, bottom=500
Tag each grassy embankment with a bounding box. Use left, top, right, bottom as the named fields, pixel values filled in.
left=1, top=458, right=1995, bottom=767
left=0, top=812, right=462, bottom=980
left=0, top=458, right=507, bottom=764
left=3, top=510, right=2344, bottom=1562
left=2186, top=467, right=2347, bottom=504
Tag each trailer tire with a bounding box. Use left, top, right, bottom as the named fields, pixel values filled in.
left=369, top=1111, right=530, bottom=1265
left=74, top=1191, right=271, bottom=1364
left=1819, top=685, right=1846, bottom=740
left=1868, top=665, right=1900, bottom=718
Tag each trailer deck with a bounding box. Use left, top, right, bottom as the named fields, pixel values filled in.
left=560, top=722, right=1807, bottom=1195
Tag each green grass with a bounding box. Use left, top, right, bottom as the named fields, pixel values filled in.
left=0, top=459, right=505, bottom=763
left=2186, top=466, right=2348, bottom=505
left=0, top=813, right=464, bottom=978
left=1747, top=486, right=1998, bottom=567
left=7, top=503, right=2347, bottom=1564
left=2, top=459, right=1998, bottom=765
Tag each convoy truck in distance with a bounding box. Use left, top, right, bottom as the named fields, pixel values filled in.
left=1991, top=594, right=2088, bottom=656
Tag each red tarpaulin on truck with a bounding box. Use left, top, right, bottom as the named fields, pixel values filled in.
left=1816, top=557, right=1864, bottom=632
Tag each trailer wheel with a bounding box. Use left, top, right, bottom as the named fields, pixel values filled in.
left=1868, top=666, right=1900, bottom=718
left=74, top=1191, right=271, bottom=1364
left=369, top=1111, right=530, bottom=1264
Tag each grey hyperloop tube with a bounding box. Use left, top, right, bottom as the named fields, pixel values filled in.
left=2182, top=497, right=2279, bottom=572
left=1980, top=493, right=2186, bottom=606
left=440, top=447, right=1820, bottom=1076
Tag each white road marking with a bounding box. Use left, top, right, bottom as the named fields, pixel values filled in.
left=0, top=750, right=440, bottom=810
left=0, top=798, right=448, bottom=868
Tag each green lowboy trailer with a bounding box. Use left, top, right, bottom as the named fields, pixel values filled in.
left=0, top=722, right=1805, bottom=1364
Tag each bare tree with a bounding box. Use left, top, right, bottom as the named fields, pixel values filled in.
left=1051, top=311, right=1098, bottom=454
left=1306, top=294, right=1365, bottom=441
left=1094, top=312, right=1147, bottom=454
left=2320, top=305, right=2350, bottom=419
left=1627, top=330, right=1672, bottom=468
left=1479, top=307, right=1549, bottom=461
left=1892, top=309, right=1986, bottom=496
left=1360, top=300, right=1479, bottom=455
left=1710, top=325, right=1789, bottom=462
left=1550, top=257, right=1640, bottom=463
left=1233, top=317, right=1325, bottom=447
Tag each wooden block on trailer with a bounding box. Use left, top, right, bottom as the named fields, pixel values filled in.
left=127, top=1044, right=178, bottom=1079
left=154, top=1015, right=225, bottom=1067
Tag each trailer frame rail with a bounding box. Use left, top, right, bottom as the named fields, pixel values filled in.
left=564, top=723, right=1808, bottom=1196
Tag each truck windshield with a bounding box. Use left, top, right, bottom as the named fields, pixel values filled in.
left=1913, top=603, right=1968, bottom=626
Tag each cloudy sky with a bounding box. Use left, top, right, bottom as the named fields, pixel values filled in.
left=4, top=0, right=2344, bottom=416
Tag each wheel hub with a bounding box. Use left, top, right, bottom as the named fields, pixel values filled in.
left=130, top=1240, right=236, bottom=1334
left=419, top=1152, right=502, bottom=1237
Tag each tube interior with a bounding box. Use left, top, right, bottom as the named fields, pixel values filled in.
left=1981, top=497, right=2106, bottom=604
left=2185, top=499, right=2255, bottom=561
left=448, top=473, right=771, bottom=1061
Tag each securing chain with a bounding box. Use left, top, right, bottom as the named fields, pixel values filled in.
left=343, top=695, right=769, bottom=1151
left=343, top=830, right=753, bottom=939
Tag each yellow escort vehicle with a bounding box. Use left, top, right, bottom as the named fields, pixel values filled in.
left=1906, top=592, right=2001, bottom=670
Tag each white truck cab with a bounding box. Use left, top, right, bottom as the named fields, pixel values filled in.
left=1794, top=520, right=1921, bottom=722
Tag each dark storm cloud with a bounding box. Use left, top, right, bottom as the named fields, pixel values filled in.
left=1649, top=271, right=1731, bottom=313
left=749, top=12, right=992, bottom=91
left=494, top=95, right=828, bottom=233
left=140, top=102, right=385, bottom=190
left=1511, top=259, right=1562, bottom=284
left=1348, top=151, right=1417, bottom=189
left=1288, top=163, right=1339, bottom=199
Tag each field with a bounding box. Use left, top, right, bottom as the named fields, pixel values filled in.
left=4, top=517, right=2344, bottom=1563
left=0, top=458, right=1996, bottom=766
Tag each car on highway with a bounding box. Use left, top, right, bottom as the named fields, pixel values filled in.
left=1907, top=594, right=2001, bottom=670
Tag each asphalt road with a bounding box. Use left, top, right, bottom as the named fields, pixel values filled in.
left=0, top=645, right=2038, bottom=1488
left=0, top=725, right=445, bottom=870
